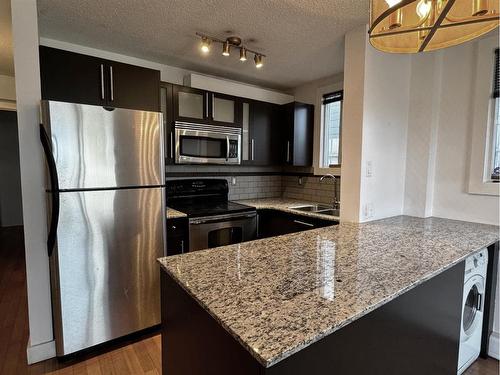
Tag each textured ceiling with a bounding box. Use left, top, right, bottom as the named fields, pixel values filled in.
left=0, top=0, right=14, bottom=76
left=37, top=0, right=369, bottom=90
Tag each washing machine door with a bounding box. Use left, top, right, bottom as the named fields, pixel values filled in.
left=461, top=275, right=485, bottom=340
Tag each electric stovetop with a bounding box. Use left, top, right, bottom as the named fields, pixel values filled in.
left=167, top=199, right=255, bottom=218
left=166, top=178, right=255, bottom=218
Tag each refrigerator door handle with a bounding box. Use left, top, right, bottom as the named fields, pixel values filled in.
left=39, top=124, right=60, bottom=257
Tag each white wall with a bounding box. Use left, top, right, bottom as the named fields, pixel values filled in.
left=0, top=110, right=23, bottom=226
left=431, top=41, right=500, bottom=225
left=11, top=0, right=55, bottom=363
left=293, top=73, right=344, bottom=176
left=359, top=35, right=410, bottom=222
left=403, top=33, right=500, bottom=359
left=339, top=26, right=367, bottom=222
left=341, top=25, right=410, bottom=223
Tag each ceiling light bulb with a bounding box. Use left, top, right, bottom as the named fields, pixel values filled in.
left=385, top=0, right=402, bottom=7
left=254, top=54, right=263, bottom=69
left=222, top=41, right=230, bottom=56
left=200, top=37, right=211, bottom=54
left=240, top=48, right=247, bottom=61
left=416, top=0, right=432, bottom=19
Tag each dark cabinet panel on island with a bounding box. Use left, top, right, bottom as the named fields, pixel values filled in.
left=39, top=46, right=160, bottom=112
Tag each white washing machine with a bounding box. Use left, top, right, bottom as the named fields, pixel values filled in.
left=457, top=249, right=488, bottom=375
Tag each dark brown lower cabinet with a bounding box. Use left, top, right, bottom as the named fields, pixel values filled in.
left=257, top=209, right=335, bottom=239
left=166, top=217, right=188, bottom=256
left=161, top=261, right=466, bottom=374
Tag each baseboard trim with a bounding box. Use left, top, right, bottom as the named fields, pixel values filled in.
left=488, top=332, right=499, bottom=360
left=26, top=339, right=56, bottom=364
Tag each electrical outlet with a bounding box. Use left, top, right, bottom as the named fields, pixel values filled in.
left=366, top=161, right=373, bottom=178
left=364, top=203, right=374, bottom=219
left=231, top=177, right=237, bottom=185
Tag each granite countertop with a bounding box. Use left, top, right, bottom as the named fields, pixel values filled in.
left=158, top=216, right=499, bottom=368
left=234, top=198, right=339, bottom=221
left=166, top=207, right=187, bottom=219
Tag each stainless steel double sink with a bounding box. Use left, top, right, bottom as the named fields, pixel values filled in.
left=289, top=204, right=340, bottom=217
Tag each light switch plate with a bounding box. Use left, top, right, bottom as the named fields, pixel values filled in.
left=366, top=161, right=373, bottom=178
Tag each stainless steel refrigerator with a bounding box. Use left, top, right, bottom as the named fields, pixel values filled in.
left=40, top=100, right=166, bottom=356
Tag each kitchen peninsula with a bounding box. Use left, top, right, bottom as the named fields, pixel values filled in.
left=158, top=216, right=499, bottom=375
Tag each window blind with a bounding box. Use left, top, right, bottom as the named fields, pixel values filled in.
left=322, top=90, right=343, bottom=105
left=494, top=48, right=499, bottom=99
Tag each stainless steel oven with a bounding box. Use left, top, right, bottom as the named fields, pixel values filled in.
left=188, top=211, right=257, bottom=251
left=175, top=122, right=241, bottom=165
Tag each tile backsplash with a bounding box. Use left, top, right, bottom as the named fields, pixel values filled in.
left=228, top=175, right=282, bottom=200
left=166, top=166, right=340, bottom=203
left=282, top=175, right=340, bottom=205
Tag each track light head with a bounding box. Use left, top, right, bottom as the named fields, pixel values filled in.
left=222, top=41, right=230, bottom=56
left=239, top=47, right=247, bottom=61
left=200, top=37, right=211, bottom=53
left=254, top=54, right=263, bottom=68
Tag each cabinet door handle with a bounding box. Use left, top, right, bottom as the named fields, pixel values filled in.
left=205, top=94, right=209, bottom=119
left=109, top=65, right=114, bottom=101
left=181, top=240, right=185, bottom=254
left=170, top=132, right=174, bottom=159
left=100, top=64, right=105, bottom=100
left=212, top=93, right=215, bottom=120
left=286, top=141, right=291, bottom=163
left=251, top=139, right=255, bottom=161
left=293, top=220, right=314, bottom=227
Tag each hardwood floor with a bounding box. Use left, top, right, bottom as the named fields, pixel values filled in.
left=0, top=225, right=498, bottom=374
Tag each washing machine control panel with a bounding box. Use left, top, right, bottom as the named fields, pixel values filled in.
left=465, top=249, right=488, bottom=276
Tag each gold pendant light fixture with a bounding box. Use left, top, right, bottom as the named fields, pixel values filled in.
left=196, top=32, right=265, bottom=68
left=369, top=0, right=500, bottom=53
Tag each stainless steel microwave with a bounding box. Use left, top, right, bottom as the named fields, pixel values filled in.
left=175, top=122, right=241, bottom=165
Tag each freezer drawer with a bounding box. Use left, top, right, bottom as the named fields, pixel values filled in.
left=41, top=100, right=163, bottom=190
left=50, top=187, right=165, bottom=356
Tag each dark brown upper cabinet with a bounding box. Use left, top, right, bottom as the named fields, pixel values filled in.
left=172, top=85, right=242, bottom=127
left=282, top=102, right=314, bottom=167
left=39, top=46, right=160, bottom=112
left=172, top=85, right=208, bottom=123
left=243, top=100, right=281, bottom=166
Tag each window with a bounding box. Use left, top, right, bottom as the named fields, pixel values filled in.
left=468, top=36, right=499, bottom=195
left=490, top=49, right=500, bottom=181
left=321, top=91, right=343, bottom=167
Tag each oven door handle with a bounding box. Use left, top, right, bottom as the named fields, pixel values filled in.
left=190, top=212, right=257, bottom=225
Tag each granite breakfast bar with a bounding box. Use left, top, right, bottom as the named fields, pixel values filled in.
left=158, top=216, right=499, bottom=374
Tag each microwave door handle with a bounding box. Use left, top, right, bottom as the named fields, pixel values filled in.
left=226, top=136, right=230, bottom=161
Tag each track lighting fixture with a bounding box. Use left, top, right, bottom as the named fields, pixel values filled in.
left=195, top=32, right=266, bottom=69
